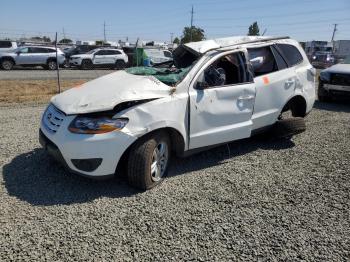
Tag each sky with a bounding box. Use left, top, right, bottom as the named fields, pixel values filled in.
left=0, top=0, right=349, bottom=43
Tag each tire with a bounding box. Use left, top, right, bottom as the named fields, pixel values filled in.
left=115, top=60, right=126, bottom=70
left=1, top=59, right=14, bottom=70
left=272, top=117, right=306, bottom=139
left=127, top=131, right=171, bottom=190
left=318, top=82, right=331, bottom=102
left=47, top=60, right=57, bottom=70
left=81, top=59, right=93, bottom=70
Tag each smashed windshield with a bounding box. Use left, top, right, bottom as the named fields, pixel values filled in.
left=126, top=66, right=192, bottom=86
left=125, top=44, right=200, bottom=86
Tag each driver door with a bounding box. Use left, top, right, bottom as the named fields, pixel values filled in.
left=93, top=50, right=106, bottom=64
left=189, top=50, right=256, bottom=149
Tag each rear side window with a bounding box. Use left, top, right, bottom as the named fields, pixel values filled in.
left=248, top=46, right=278, bottom=77
left=271, top=46, right=288, bottom=70
left=108, top=50, right=121, bottom=55
left=277, top=44, right=303, bottom=66
left=0, top=41, right=12, bottom=48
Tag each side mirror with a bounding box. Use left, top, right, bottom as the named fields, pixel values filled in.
left=16, top=51, right=21, bottom=55
left=195, top=81, right=209, bottom=90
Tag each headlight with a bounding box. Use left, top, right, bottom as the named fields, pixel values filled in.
left=68, top=116, right=128, bottom=134
left=319, top=71, right=330, bottom=82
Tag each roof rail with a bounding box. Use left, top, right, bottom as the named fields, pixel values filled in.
left=207, top=36, right=290, bottom=54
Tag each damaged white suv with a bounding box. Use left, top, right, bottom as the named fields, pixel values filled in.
left=40, top=36, right=315, bottom=190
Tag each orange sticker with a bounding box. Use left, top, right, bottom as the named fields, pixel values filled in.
left=262, top=76, right=269, bottom=85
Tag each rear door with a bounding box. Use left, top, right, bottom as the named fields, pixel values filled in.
left=248, top=45, right=297, bottom=130
left=189, top=50, right=256, bottom=149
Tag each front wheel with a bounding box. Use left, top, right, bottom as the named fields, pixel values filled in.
left=81, top=59, right=93, bottom=70
left=47, top=60, right=57, bottom=70
left=115, top=60, right=126, bottom=70
left=127, top=131, right=171, bottom=190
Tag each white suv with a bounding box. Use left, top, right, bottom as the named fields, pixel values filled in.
left=40, top=36, right=315, bottom=190
left=69, top=48, right=128, bottom=69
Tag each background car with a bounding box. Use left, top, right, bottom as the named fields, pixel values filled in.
left=0, top=40, right=18, bottom=54
left=69, top=48, right=128, bottom=69
left=0, top=46, right=66, bottom=70
left=318, top=56, right=350, bottom=102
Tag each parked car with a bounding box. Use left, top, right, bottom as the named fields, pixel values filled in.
left=0, top=46, right=65, bottom=70
left=0, top=40, right=18, bottom=54
left=318, top=56, right=350, bottom=102
left=69, top=48, right=128, bottom=69
left=39, top=36, right=315, bottom=190
left=310, top=51, right=335, bottom=68
left=63, top=45, right=117, bottom=66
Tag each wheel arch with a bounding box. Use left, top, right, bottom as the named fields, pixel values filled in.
left=0, top=56, right=16, bottom=65
left=115, top=127, right=186, bottom=175
left=282, top=95, right=307, bottom=117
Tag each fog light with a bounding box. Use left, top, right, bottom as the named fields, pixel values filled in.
left=71, top=158, right=102, bottom=172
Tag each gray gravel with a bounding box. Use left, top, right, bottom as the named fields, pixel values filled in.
left=0, top=68, right=115, bottom=80
left=0, top=101, right=349, bottom=261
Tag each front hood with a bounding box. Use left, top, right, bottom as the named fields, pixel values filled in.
left=51, top=71, right=171, bottom=115
left=323, top=63, right=350, bottom=74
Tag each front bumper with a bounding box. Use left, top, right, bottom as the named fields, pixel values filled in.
left=323, top=83, right=350, bottom=96
left=39, top=107, right=137, bottom=178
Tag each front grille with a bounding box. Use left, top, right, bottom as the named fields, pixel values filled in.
left=330, top=73, right=350, bottom=86
left=42, top=104, right=65, bottom=133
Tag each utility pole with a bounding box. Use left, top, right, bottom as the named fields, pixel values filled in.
left=190, top=5, right=194, bottom=42
left=62, top=27, right=66, bottom=39
left=103, top=21, right=107, bottom=43
left=170, top=33, right=174, bottom=44
left=331, top=23, right=337, bottom=42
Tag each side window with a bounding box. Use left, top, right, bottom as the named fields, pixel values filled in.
left=271, top=46, right=288, bottom=70
left=277, top=44, right=303, bottom=66
left=248, top=46, right=278, bottom=77
left=195, top=52, right=252, bottom=89
left=114, top=50, right=121, bottom=55
left=95, top=50, right=105, bottom=55
left=163, top=51, right=172, bottom=58
left=0, top=41, right=12, bottom=48
left=20, top=47, right=29, bottom=53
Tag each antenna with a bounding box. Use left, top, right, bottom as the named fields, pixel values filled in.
left=62, top=27, right=66, bottom=39
left=190, top=5, right=194, bottom=42
left=54, top=32, right=61, bottom=93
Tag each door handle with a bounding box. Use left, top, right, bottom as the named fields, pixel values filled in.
left=238, top=95, right=255, bottom=100
left=285, top=79, right=295, bottom=85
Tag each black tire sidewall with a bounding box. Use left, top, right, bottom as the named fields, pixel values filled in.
left=127, top=132, right=171, bottom=190
left=115, top=60, right=125, bottom=70
left=47, top=60, right=57, bottom=70
left=82, top=60, right=93, bottom=70
left=1, top=59, right=14, bottom=70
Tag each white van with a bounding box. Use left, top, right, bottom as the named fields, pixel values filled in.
left=0, top=40, right=17, bottom=54
left=39, top=36, right=316, bottom=190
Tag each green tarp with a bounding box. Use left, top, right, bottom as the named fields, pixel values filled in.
left=126, top=66, right=191, bottom=86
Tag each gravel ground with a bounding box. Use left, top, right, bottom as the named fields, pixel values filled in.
left=0, top=69, right=115, bottom=80
left=0, top=101, right=349, bottom=261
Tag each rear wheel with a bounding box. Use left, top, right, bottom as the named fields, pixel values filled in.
left=1, top=59, right=14, bottom=70
left=115, top=60, right=126, bottom=70
left=81, top=59, right=93, bottom=70
left=127, top=131, right=171, bottom=190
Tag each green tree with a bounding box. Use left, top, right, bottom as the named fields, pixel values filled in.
left=248, top=22, right=260, bottom=36
left=181, top=26, right=205, bottom=44
left=173, top=37, right=180, bottom=45
left=59, top=38, right=73, bottom=44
